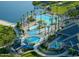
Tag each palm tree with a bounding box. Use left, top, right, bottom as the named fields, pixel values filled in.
left=38, top=20, right=44, bottom=34
left=60, top=15, right=64, bottom=29
left=57, top=6, right=60, bottom=30
left=56, top=6, right=60, bottom=31
left=18, top=17, right=24, bottom=35
left=16, top=22, right=20, bottom=29
left=47, top=25, right=50, bottom=36
left=20, top=17, right=23, bottom=28
left=20, top=17, right=23, bottom=24
left=49, top=16, right=53, bottom=33
left=26, top=11, right=30, bottom=31
left=34, top=6, right=35, bottom=11
left=44, top=23, right=47, bottom=35
left=50, top=12, right=54, bottom=33
left=58, top=15, right=60, bottom=30
left=22, top=14, right=25, bottom=27
left=30, top=10, right=33, bottom=17
left=38, top=10, right=42, bottom=34
left=55, top=17, right=57, bottom=32
left=33, top=9, right=37, bottom=25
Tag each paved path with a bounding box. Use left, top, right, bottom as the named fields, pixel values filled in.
left=34, top=46, right=68, bottom=57
left=22, top=50, right=34, bottom=55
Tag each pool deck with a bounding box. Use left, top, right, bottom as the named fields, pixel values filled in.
left=23, top=33, right=30, bottom=38
left=22, top=19, right=61, bottom=39
left=22, top=22, right=37, bottom=30
left=21, top=21, right=37, bottom=37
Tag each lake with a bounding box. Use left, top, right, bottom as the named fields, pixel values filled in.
left=0, top=1, right=34, bottom=23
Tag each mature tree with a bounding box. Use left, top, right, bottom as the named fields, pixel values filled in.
left=0, top=25, right=16, bottom=47
left=32, top=1, right=41, bottom=6
left=16, top=22, right=21, bottom=29
left=68, top=48, right=78, bottom=56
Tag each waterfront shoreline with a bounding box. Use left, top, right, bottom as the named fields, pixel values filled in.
left=0, top=20, right=16, bottom=27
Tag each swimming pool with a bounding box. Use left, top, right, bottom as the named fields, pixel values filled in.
left=27, top=29, right=39, bottom=35
left=49, top=42, right=63, bottom=49
left=35, top=14, right=61, bottom=25
left=27, top=14, right=61, bottom=35
left=21, top=45, right=33, bottom=49
left=27, top=26, right=48, bottom=35
left=29, top=25, right=38, bottom=30
left=24, top=36, right=40, bottom=44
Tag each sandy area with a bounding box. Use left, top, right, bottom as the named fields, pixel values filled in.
left=0, top=20, right=16, bottom=27
left=22, top=21, right=37, bottom=30
left=24, top=34, right=29, bottom=38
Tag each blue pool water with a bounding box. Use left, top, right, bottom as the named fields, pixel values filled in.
left=29, top=25, right=38, bottom=30
left=49, top=42, right=62, bottom=49
left=21, top=45, right=33, bottom=49
left=35, top=14, right=61, bottom=25
left=27, top=26, right=48, bottom=35
left=24, top=36, right=40, bottom=44
left=27, top=29, right=39, bottom=35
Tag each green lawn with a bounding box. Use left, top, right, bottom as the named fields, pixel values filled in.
left=51, top=1, right=79, bottom=14
left=0, top=25, right=16, bottom=47
left=21, top=51, right=41, bottom=57
left=0, top=54, right=15, bottom=57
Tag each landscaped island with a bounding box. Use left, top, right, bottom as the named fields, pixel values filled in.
left=0, top=24, right=16, bottom=47
left=21, top=51, right=41, bottom=57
